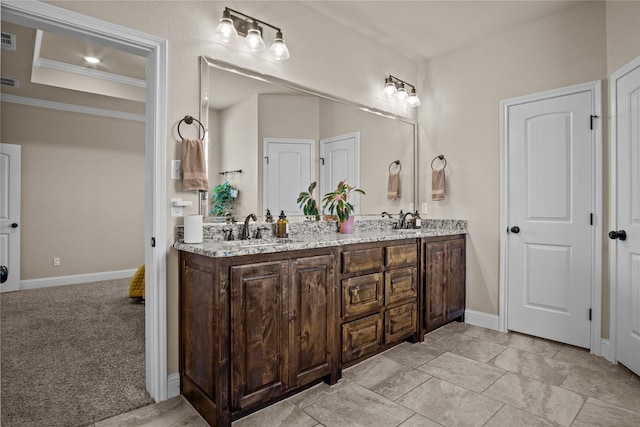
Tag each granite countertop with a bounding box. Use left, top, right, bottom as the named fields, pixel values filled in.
left=173, top=218, right=466, bottom=258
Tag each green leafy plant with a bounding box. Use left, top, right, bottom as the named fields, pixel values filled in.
left=297, top=181, right=321, bottom=221
left=210, top=181, right=235, bottom=216
left=321, top=179, right=365, bottom=223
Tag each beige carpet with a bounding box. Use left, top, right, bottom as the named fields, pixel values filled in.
left=0, top=278, right=154, bottom=427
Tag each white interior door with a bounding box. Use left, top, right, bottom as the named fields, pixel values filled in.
left=0, top=143, right=21, bottom=293
left=505, top=86, right=597, bottom=348
left=263, top=138, right=315, bottom=216
left=320, top=132, right=360, bottom=213
left=611, top=58, right=640, bottom=376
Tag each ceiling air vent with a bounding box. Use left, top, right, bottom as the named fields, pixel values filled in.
left=0, top=77, right=19, bottom=88
left=1, top=32, right=16, bottom=51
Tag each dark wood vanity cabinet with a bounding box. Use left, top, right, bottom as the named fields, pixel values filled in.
left=179, top=233, right=464, bottom=426
left=179, top=250, right=337, bottom=427
left=423, top=235, right=466, bottom=333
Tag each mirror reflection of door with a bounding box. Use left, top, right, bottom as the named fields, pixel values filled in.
left=263, top=138, right=315, bottom=216
left=320, top=132, right=361, bottom=215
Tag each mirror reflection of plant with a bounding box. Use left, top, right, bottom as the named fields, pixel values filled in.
left=322, top=180, right=365, bottom=223
left=297, top=181, right=321, bottom=221
left=211, top=181, right=236, bottom=216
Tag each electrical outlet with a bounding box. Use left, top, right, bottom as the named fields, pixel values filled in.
left=53, top=257, right=61, bottom=267
left=421, top=202, right=428, bottom=214
left=171, top=160, right=181, bottom=180
left=171, top=198, right=183, bottom=217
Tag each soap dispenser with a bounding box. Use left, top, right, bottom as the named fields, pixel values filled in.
left=276, top=210, right=289, bottom=238
left=413, top=210, right=422, bottom=229
left=265, top=209, right=273, bottom=223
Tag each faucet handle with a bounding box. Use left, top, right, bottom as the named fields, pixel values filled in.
left=223, top=228, right=235, bottom=241
left=255, top=226, right=269, bottom=239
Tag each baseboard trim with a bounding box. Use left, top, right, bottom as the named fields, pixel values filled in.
left=464, top=309, right=500, bottom=331
left=599, top=339, right=613, bottom=362
left=167, top=373, right=180, bottom=399
left=21, top=269, right=138, bottom=290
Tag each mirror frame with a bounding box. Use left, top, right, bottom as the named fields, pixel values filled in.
left=199, top=55, right=419, bottom=215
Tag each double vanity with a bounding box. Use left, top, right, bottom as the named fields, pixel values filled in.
left=174, top=219, right=466, bottom=427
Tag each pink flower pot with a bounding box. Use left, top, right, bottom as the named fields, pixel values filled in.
left=339, top=216, right=355, bottom=234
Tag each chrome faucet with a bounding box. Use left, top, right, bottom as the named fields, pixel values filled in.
left=241, top=213, right=257, bottom=240
left=399, top=211, right=418, bottom=229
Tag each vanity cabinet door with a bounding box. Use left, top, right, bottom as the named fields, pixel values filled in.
left=385, top=302, right=417, bottom=344
left=385, top=267, right=417, bottom=306
left=290, top=255, right=337, bottom=387
left=230, top=261, right=290, bottom=411
left=341, top=313, right=383, bottom=363
left=341, top=273, right=384, bottom=320
left=424, top=235, right=466, bottom=333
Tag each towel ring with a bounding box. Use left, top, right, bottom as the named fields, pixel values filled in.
left=389, top=160, right=401, bottom=173
left=178, top=115, right=206, bottom=140
left=431, top=155, right=447, bottom=170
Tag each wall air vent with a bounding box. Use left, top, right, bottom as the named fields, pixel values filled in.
left=1, top=32, right=16, bottom=51
left=0, top=77, right=19, bottom=88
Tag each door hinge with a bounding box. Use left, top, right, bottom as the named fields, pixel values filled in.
left=589, top=308, right=592, bottom=321
left=590, top=115, right=599, bottom=130
left=151, top=237, right=156, bottom=248
left=590, top=213, right=593, bottom=226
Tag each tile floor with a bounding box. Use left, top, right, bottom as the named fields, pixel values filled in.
left=95, top=322, right=640, bottom=427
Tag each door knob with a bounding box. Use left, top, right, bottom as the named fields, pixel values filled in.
left=0, top=265, right=7, bottom=284
left=11, top=223, right=18, bottom=228
left=608, top=230, right=627, bottom=241
left=510, top=226, right=520, bottom=234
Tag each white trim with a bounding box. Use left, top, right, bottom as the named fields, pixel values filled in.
left=464, top=309, right=500, bottom=331
left=499, top=80, right=603, bottom=356
left=0, top=93, right=145, bottom=122
left=600, top=339, right=614, bottom=363
left=20, top=269, right=137, bottom=290
left=34, top=57, right=147, bottom=88
left=608, top=55, right=640, bottom=365
left=1, top=0, right=169, bottom=402
left=167, top=373, right=180, bottom=399
left=32, top=29, right=43, bottom=70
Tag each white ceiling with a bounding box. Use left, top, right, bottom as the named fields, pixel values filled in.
left=302, top=0, right=586, bottom=62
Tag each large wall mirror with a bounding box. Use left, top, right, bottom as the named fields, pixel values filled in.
left=200, top=56, right=417, bottom=220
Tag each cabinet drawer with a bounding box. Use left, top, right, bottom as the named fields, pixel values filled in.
left=385, top=302, right=417, bottom=344
left=385, top=267, right=417, bottom=306
left=342, top=273, right=383, bottom=319
left=342, top=314, right=383, bottom=363
left=342, top=248, right=383, bottom=274
left=385, top=244, right=418, bottom=268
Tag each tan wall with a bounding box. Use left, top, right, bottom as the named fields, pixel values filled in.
left=219, top=95, right=259, bottom=217
left=1, top=103, right=145, bottom=280
left=319, top=99, right=415, bottom=215
left=418, top=1, right=608, bottom=327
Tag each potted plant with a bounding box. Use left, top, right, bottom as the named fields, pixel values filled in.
left=321, top=179, right=365, bottom=234
left=297, top=181, right=321, bottom=221
left=210, top=181, right=236, bottom=218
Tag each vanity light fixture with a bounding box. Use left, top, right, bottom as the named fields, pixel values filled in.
left=214, top=7, right=290, bottom=61
left=383, top=75, right=421, bottom=108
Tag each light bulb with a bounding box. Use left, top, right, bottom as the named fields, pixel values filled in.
left=407, top=88, right=421, bottom=107
left=396, top=83, right=408, bottom=101
left=243, top=22, right=266, bottom=52
left=383, top=78, right=397, bottom=97
left=83, top=56, right=101, bottom=64
left=214, top=10, right=237, bottom=43
left=269, top=31, right=290, bottom=61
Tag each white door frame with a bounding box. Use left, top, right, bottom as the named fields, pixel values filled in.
left=1, top=1, right=169, bottom=401
left=608, top=55, right=640, bottom=364
left=499, top=81, right=603, bottom=355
